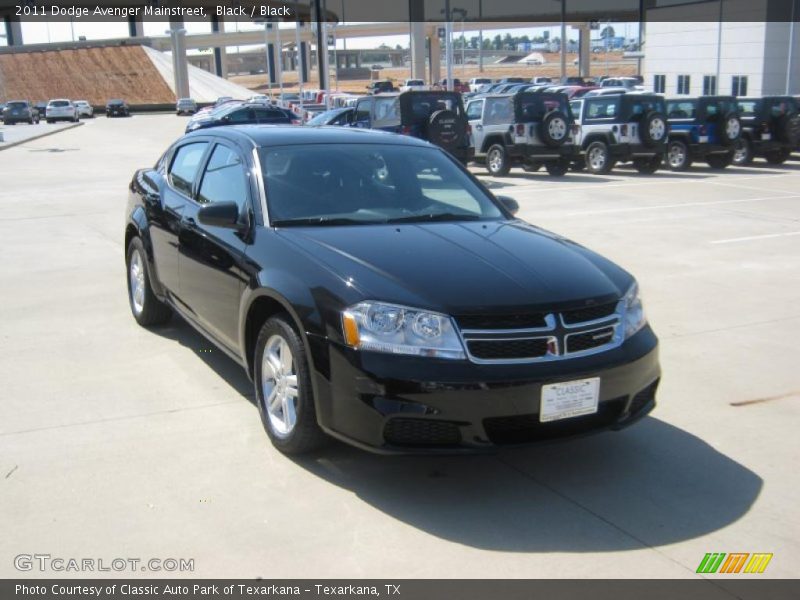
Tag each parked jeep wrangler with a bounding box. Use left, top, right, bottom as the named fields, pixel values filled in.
left=733, top=96, right=800, bottom=165
left=570, top=94, right=668, bottom=174
left=465, top=92, right=577, bottom=176
left=665, top=96, right=741, bottom=170
left=350, top=91, right=472, bottom=164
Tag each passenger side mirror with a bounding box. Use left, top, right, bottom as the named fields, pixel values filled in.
left=197, top=201, right=241, bottom=228
left=497, top=195, right=519, bottom=216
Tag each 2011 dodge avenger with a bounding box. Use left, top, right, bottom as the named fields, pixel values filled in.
left=124, top=126, right=659, bottom=454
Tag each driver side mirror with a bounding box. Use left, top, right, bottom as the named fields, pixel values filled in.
left=496, top=195, right=519, bottom=216
left=198, top=201, right=241, bottom=228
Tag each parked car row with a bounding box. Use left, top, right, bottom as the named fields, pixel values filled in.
left=1, top=98, right=132, bottom=124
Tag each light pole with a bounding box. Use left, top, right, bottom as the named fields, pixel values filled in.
left=787, top=0, right=796, bottom=95
left=294, top=16, right=304, bottom=113
left=276, top=21, right=283, bottom=100
left=452, top=8, right=467, bottom=74
left=257, top=20, right=273, bottom=101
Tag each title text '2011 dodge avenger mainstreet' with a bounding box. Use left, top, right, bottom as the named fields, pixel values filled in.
left=125, top=126, right=660, bottom=454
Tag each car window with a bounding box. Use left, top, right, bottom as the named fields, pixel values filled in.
left=331, top=110, right=352, bottom=125
left=466, top=100, right=483, bottom=120
left=570, top=100, right=582, bottom=120
left=169, top=142, right=209, bottom=197
left=586, top=98, right=618, bottom=119
left=374, top=97, right=400, bottom=122
left=253, top=107, right=286, bottom=122
left=260, top=143, right=503, bottom=225
left=50, top=100, right=70, bottom=107
left=737, top=100, right=758, bottom=115
left=226, top=108, right=253, bottom=123
left=667, top=101, right=696, bottom=119
left=354, top=100, right=371, bottom=123
left=485, top=97, right=513, bottom=124
left=197, top=144, right=249, bottom=213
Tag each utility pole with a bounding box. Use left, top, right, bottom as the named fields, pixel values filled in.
left=560, top=0, right=567, bottom=82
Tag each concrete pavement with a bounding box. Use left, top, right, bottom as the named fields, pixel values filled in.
left=0, top=115, right=797, bottom=583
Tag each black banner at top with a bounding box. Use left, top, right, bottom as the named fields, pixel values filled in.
left=1, top=0, right=799, bottom=23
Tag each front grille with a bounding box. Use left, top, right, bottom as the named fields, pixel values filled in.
left=565, top=326, right=616, bottom=353
left=482, top=398, right=627, bottom=445
left=561, top=302, right=617, bottom=324
left=467, top=338, right=550, bottom=360
left=383, top=418, right=462, bottom=447
left=456, top=313, right=547, bottom=330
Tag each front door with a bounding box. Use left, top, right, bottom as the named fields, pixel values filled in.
left=178, top=142, right=251, bottom=351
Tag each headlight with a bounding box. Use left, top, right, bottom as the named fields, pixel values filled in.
left=620, top=282, right=646, bottom=339
left=342, top=301, right=465, bottom=360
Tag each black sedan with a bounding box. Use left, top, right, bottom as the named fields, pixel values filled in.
left=185, top=102, right=300, bottom=133
left=106, top=99, right=130, bottom=117
left=125, top=126, right=660, bottom=454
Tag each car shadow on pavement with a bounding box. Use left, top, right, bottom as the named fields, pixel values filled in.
left=293, top=417, right=762, bottom=552
left=477, top=173, right=618, bottom=186
left=151, top=316, right=256, bottom=403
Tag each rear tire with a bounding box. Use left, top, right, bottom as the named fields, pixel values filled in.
left=634, top=155, right=662, bottom=174
left=765, top=148, right=791, bottom=165
left=126, top=237, right=172, bottom=327
left=486, top=144, right=511, bottom=176
left=254, top=315, right=327, bottom=455
left=545, top=159, right=569, bottom=177
left=706, top=153, right=733, bottom=169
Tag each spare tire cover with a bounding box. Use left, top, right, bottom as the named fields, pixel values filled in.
left=427, top=110, right=466, bottom=147
left=539, top=110, right=570, bottom=148
left=640, top=111, right=668, bottom=147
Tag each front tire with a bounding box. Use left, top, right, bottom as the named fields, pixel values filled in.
left=732, top=138, right=753, bottom=166
left=254, top=315, right=327, bottom=454
left=666, top=139, right=691, bottom=171
left=764, top=148, right=791, bottom=165
left=485, top=144, right=511, bottom=176
left=585, top=141, right=613, bottom=174
left=706, top=152, right=733, bottom=169
left=126, top=237, right=172, bottom=327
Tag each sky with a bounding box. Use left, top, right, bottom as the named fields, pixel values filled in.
left=7, top=21, right=637, bottom=51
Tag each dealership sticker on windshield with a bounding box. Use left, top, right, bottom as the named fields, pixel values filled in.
left=540, top=377, right=600, bottom=422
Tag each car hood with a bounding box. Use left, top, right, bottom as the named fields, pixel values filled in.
left=277, top=220, right=632, bottom=314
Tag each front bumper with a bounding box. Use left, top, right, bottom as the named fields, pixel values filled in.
left=309, top=326, right=660, bottom=454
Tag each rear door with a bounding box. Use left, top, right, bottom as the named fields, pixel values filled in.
left=481, top=97, right=514, bottom=150
left=150, top=140, right=210, bottom=299
left=178, top=141, right=252, bottom=351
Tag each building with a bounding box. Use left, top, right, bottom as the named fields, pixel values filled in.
left=644, top=15, right=799, bottom=97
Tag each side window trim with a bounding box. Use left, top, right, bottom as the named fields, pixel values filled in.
left=167, top=140, right=212, bottom=199
left=194, top=141, right=254, bottom=214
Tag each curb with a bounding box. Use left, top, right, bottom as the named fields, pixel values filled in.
left=0, top=121, right=84, bottom=152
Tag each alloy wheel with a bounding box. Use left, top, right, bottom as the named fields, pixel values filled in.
left=588, top=146, right=606, bottom=170
left=129, top=249, right=145, bottom=316
left=668, top=142, right=686, bottom=169
left=488, top=149, right=503, bottom=173
left=261, top=335, right=299, bottom=438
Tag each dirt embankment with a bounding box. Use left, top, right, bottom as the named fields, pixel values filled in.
left=0, top=46, right=174, bottom=105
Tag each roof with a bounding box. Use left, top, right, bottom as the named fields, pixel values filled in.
left=185, top=125, right=434, bottom=149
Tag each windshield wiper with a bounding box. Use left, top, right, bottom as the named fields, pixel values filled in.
left=385, top=213, right=484, bottom=224
left=271, top=216, right=382, bottom=227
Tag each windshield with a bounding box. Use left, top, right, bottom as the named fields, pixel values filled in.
left=260, top=144, right=504, bottom=226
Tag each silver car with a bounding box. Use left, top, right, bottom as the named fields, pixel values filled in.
left=176, top=98, right=197, bottom=115
left=46, top=99, right=79, bottom=123
left=73, top=100, right=94, bottom=118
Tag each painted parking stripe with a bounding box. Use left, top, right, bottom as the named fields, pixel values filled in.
left=710, top=231, right=800, bottom=244
left=563, top=194, right=800, bottom=216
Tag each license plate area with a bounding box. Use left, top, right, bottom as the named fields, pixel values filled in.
left=540, top=377, right=600, bottom=423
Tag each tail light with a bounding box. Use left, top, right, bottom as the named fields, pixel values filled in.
left=621, top=124, right=628, bottom=136
left=515, top=123, right=525, bottom=136
left=290, top=119, right=302, bottom=125
left=400, top=125, right=412, bottom=135
left=761, top=121, right=770, bottom=133
left=699, top=125, right=708, bottom=135
left=572, top=124, right=580, bottom=134
left=466, top=123, right=472, bottom=135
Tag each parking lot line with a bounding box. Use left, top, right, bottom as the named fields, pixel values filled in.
left=563, top=194, right=800, bottom=217
left=709, top=231, right=800, bottom=245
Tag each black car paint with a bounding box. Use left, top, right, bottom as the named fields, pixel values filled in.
left=126, top=126, right=659, bottom=453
